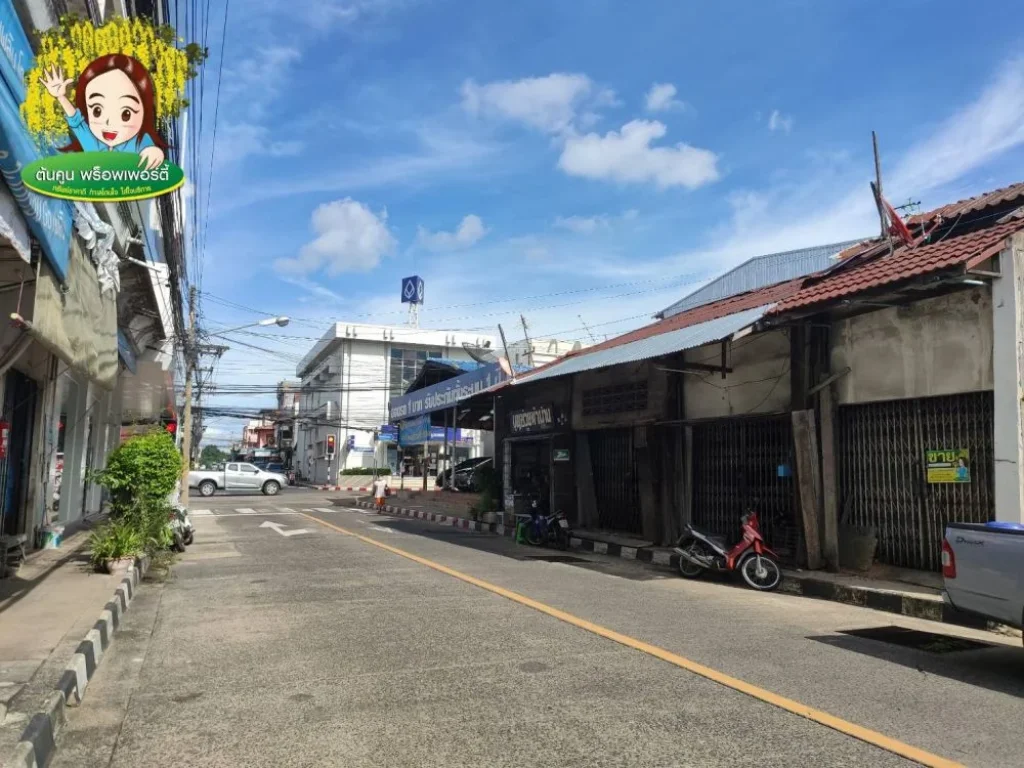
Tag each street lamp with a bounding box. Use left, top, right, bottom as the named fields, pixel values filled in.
left=210, top=316, right=290, bottom=337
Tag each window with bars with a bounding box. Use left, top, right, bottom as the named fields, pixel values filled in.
left=581, top=382, right=649, bottom=416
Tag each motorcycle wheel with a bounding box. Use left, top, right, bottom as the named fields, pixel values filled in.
left=676, top=539, right=705, bottom=579
left=171, top=530, right=186, bottom=553
left=739, top=553, right=782, bottom=591
left=524, top=524, right=544, bottom=547
left=183, top=530, right=194, bottom=546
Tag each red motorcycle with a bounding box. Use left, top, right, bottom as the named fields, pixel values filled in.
left=673, top=509, right=782, bottom=591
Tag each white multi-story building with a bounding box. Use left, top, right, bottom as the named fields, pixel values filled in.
left=295, top=324, right=495, bottom=484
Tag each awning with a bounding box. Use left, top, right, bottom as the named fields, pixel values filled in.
left=0, top=179, right=29, bottom=264
left=517, top=303, right=775, bottom=385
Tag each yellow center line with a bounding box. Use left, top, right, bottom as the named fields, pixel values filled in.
left=300, top=511, right=964, bottom=768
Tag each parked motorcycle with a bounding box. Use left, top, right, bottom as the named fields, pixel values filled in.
left=169, top=505, right=194, bottom=552
left=673, top=509, right=782, bottom=591
left=520, top=499, right=571, bottom=550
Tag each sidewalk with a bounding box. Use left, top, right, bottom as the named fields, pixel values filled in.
left=0, top=526, right=149, bottom=763
left=341, top=494, right=1019, bottom=636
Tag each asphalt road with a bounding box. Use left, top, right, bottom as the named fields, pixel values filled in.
left=52, top=489, right=1024, bottom=767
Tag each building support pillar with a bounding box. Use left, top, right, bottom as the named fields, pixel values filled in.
left=992, top=233, right=1024, bottom=523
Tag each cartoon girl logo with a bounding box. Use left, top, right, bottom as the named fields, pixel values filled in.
left=39, top=54, right=168, bottom=171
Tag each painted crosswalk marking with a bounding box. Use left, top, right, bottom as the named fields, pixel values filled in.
left=236, top=508, right=258, bottom=514
left=191, top=509, right=212, bottom=516
left=276, top=507, right=297, bottom=513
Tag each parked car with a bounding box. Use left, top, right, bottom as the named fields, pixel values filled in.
left=454, top=457, right=494, bottom=492
left=189, top=461, right=289, bottom=497
left=264, top=462, right=296, bottom=485
left=942, top=521, right=1024, bottom=639
left=436, top=457, right=491, bottom=490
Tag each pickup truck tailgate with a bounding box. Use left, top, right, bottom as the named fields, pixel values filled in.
left=944, top=522, right=1024, bottom=628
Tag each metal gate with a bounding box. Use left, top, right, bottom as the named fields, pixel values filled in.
left=589, top=428, right=641, bottom=534
left=836, top=391, right=994, bottom=571
left=692, top=415, right=801, bottom=563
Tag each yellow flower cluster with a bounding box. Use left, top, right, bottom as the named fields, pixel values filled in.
left=20, top=17, right=199, bottom=146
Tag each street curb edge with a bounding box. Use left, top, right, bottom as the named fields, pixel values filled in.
left=2, top=554, right=151, bottom=768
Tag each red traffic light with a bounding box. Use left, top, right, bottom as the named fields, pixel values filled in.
left=165, top=421, right=177, bottom=434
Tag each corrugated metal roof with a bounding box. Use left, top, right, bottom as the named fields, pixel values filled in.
left=658, top=241, right=861, bottom=319
left=518, top=304, right=774, bottom=385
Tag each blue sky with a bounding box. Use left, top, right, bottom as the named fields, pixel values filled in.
left=190, top=0, right=1024, bottom=444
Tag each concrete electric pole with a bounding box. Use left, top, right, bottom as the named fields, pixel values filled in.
left=179, top=284, right=197, bottom=507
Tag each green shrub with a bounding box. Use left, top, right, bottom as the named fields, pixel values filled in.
left=90, top=430, right=181, bottom=554
left=88, top=521, right=143, bottom=567
left=340, top=467, right=388, bottom=476
left=92, top=430, right=182, bottom=512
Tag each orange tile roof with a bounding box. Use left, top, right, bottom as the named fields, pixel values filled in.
left=774, top=218, right=1023, bottom=313
left=512, top=181, right=1024, bottom=384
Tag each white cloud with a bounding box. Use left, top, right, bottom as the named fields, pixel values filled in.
left=215, top=123, right=303, bottom=167
left=554, top=215, right=609, bottom=234
left=274, top=198, right=397, bottom=276
left=417, top=214, right=489, bottom=251
left=645, top=82, right=686, bottom=112
left=558, top=120, right=719, bottom=189
left=888, top=56, right=1024, bottom=197
left=554, top=210, right=641, bottom=234
left=461, top=73, right=615, bottom=134
left=768, top=109, right=794, bottom=133
left=223, top=46, right=301, bottom=120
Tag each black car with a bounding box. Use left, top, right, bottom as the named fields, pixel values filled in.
left=436, top=457, right=491, bottom=490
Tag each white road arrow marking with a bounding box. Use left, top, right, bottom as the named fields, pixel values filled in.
left=368, top=525, right=395, bottom=534
left=259, top=520, right=310, bottom=537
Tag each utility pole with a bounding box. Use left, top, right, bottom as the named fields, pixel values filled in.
left=498, top=323, right=516, bottom=383
left=578, top=314, right=598, bottom=344
left=871, top=131, right=892, bottom=254
left=179, top=284, right=197, bottom=507
left=519, top=314, right=534, bottom=368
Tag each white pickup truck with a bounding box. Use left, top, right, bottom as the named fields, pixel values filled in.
left=189, top=462, right=289, bottom=498
left=942, top=522, right=1024, bottom=637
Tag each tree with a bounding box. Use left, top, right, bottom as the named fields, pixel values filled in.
left=199, top=444, right=227, bottom=467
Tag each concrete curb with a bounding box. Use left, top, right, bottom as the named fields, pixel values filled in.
left=3, top=555, right=150, bottom=768
left=347, top=499, right=1011, bottom=633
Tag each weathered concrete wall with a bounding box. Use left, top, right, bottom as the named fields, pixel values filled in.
left=571, top=361, right=668, bottom=430
left=683, top=330, right=791, bottom=419
left=831, top=289, right=993, bottom=405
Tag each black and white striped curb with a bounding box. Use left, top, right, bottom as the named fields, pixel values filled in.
left=345, top=499, right=1017, bottom=633
left=3, top=555, right=150, bottom=768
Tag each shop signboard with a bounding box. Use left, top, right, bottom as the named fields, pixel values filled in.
left=389, top=362, right=509, bottom=421
left=553, top=448, right=570, bottom=462
left=509, top=403, right=559, bottom=435
left=925, top=448, right=970, bottom=483
left=377, top=424, right=398, bottom=443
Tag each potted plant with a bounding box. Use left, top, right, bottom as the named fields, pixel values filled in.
left=88, top=521, right=143, bottom=574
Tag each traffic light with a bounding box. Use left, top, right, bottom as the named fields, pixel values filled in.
left=164, top=420, right=177, bottom=435
left=326, top=434, right=336, bottom=456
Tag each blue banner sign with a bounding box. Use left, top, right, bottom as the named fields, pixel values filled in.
left=389, top=362, right=507, bottom=421
left=0, top=1, right=72, bottom=280
left=0, top=0, right=30, bottom=102
left=117, top=329, right=137, bottom=373
left=377, top=424, right=398, bottom=443
left=398, top=415, right=430, bottom=447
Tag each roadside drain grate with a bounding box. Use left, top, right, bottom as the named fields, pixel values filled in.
left=525, top=555, right=593, bottom=564
left=840, top=625, right=995, bottom=654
